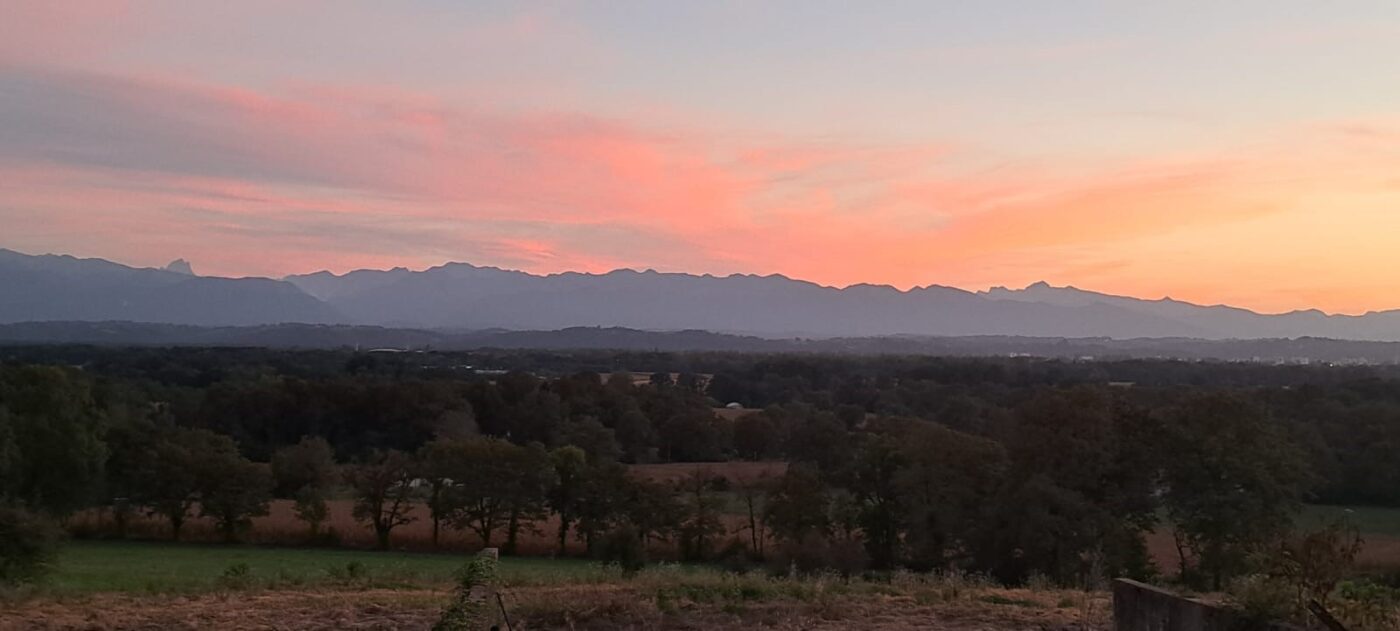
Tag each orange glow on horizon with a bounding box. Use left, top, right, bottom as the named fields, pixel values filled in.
left=5, top=4, right=1400, bottom=317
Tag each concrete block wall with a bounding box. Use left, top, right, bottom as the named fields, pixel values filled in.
left=1113, top=579, right=1305, bottom=631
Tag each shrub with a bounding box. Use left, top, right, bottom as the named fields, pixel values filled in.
left=1024, top=571, right=1055, bottom=592
left=217, top=562, right=255, bottom=590
left=293, top=486, right=330, bottom=539
left=925, top=569, right=995, bottom=602
left=0, top=503, right=61, bottom=584
left=433, top=553, right=500, bottom=631
left=717, top=538, right=757, bottom=574
left=272, top=568, right=305, bottom=589
left=767, top=533, right=869, bottom=578
left=597, top=526, right=647, bottom=574
left=1231, top=519, right=1365, bottom=624
left=327, top=560, right=369, bottom=584
left=1264, top=520, right=1362, bottom=612
left=1335, top=580, right=1400, bottom=631
left=309, top=526, right=343, bottom=548
left=1228, top=574, right=1294, bottom=624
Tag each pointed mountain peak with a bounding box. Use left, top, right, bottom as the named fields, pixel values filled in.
left=164, top=259, right=195, bottom=275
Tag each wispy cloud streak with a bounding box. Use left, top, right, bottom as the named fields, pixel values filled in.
left=2, top=63, right=1398, bottom=313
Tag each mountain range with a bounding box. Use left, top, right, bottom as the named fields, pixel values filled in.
left=5, top=247, right=1400, bottom=341
left=0, top=249, right=337, bottom=326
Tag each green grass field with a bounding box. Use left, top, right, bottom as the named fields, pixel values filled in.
left=44, top=541, right=614, bottom=595
left=39, top=504, right=1400, bottom=598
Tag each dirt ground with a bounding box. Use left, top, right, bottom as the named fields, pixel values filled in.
left=0, top=584, right=1109, bottom=631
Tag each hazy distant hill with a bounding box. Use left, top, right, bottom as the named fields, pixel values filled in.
left=9, top=246, right=1400, bottom=341
left=285, top=263, right=1206, bottom=338
left=979, top=282, right=1400, bottom=340
left=0, top=249, right=340, bottom=326
left=4, top=322, right=1400, bottom=364
left=287, top=262, right=1400, bottom=341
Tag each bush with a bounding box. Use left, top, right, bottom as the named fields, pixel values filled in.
left=1264, top=520, right=1362, bottom=612
left=433, top=553, right=500, bottom=631
left=717, top=539, right=757, bottom=574
left=327, top=560, right=369, bottom=584
left=1335, top=580, right=1400, bottom=631
left=0, top=503, right=61, bottom=584
left=293, top=486, right=330, bottom=538
left=767, top=533, right=869, bottom=578
left=217, top=562, right=255, bottom=590
left=1228, top=574, right=1294, bottom=624
left=597, top=526, right=647, bottom=574
left=1229, top=519, right=1366, bottom=625
left=308, top=526, right=343, bottom=548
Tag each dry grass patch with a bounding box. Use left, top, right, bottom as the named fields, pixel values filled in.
left=3, top=562, right=1110, bottom=630
left=498, top=566, right=1110, bottom=630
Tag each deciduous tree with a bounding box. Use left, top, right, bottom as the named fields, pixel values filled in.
left=271, top=436, right=337, bottom=497
left=347, top=449, right=418, bottom=550
left=1159, top=392, right=1311, bottom=589
left=417, top=438, right=470, bottom=548
left=0, top=366, right=108, bottom=516
left=501, top=443, right=555, bottom=555
left=197, top=446, right=272, bottom=543
left=765, top=465, right=829, bottom=544
left=453, top=438, right=523, bottom=549
left=548, top=446, right=589, bottom=556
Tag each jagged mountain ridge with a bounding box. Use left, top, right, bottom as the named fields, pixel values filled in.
left=286, top=261, right=1400, bottom=340
left=0, top=249, right=340, bottom=326
left=980, top=281, right=1400, bottom=340
left=5, top=247, right=1400, bottom=340
left=286, top=262, right=1206, bottom=338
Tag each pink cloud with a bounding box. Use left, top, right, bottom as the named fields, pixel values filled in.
left=0, top=2, right=138, bottom=66
left=3, top=66, right=1400, bottom=313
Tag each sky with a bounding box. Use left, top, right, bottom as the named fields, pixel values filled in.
left=2, top=1, right=1399, bottom=315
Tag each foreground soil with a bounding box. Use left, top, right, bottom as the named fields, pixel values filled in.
left=1, top=584, right=1109, bottom=631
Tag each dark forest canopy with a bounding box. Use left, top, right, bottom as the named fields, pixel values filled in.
left=3, top=344, right=1400, bottom=587
left=6, top=343, right=1400, bottom=386
left=2, top=344, right=1398, bottom=507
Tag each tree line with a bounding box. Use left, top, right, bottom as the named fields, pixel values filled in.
left=0, top=347, right=1390, bottom=590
